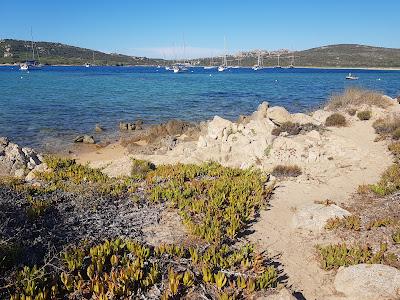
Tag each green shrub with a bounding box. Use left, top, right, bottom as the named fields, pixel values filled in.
left=271, top=165, right=302, bottom=178
left=325, top=215, right=361, bottom=231
left=373, top=117, right=400, bottom=135
left=388, top=142, right=400, bottom=159
left=325, top=113, right=347, bottom=127
left=393, top=229, right=400, bottom=244
left=357, top=110, right=371, bottom=120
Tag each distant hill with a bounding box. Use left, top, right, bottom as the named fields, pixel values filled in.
left=1, top=40, right=399, bottom=68
left=0, top=39, right=165, bottom=66
left=203, top=44, right=400, bottom=68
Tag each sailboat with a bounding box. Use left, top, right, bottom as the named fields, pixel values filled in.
left=204, top=56, right=216, bottom=69
left=346, top=73, right=359, bottom=80
left=252, top=51, right=264, bottom=70
left=20, top=29, right=42, bottom=71
left=288, top=54, right=295, bottom=68
left=85, top=51, right=96, bottom=67
left=218, top=37, right=228, bottom=72
left=274, top=54, right=282, bottom=69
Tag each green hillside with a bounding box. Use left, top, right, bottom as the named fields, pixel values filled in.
left=0, top=39, right=165, bottom=66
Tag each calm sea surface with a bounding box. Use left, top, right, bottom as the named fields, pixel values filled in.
left=0, top=66, right=399, bottom=150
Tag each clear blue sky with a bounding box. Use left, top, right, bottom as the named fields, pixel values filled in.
left=1, top=0, right=399, bottom=58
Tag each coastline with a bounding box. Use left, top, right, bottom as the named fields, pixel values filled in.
left=2, top=63, right=400, bottom=71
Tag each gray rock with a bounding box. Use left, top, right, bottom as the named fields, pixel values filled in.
left=334, top=264, right=400, bottom=300
left=257, top=288, right=296, bottom=300
left=0, top=137, right=43, bottom=177
left=74, top=135, right=95, bottom=144
left=292, top=203, right=351, bottom=231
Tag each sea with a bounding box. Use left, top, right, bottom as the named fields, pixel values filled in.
left=0, top=65, right=399, bottom=151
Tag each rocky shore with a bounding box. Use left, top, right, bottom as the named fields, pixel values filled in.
left=1, top=88, right=400, bottom=299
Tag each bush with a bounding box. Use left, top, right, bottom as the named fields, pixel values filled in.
left=325, top=113, right=347, bottom=127
left=326, top=88, right=392, bottom=110
left=347, top=108, right=357, bottom=116
left=357, top=110, right=371, bottom=120
left=393, top=128, right=400, bottom=140
left=372, top=116, right=400, bottom=135
left=271, top=165, right=302, bottom=178
left=271, top=122, right=301, bottom=136
left=388, top=142, right=400, bottom=159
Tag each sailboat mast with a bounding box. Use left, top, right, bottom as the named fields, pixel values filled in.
left=223, top=36, right=227, bottom=66
left=30, top=27, right=35, bottom=60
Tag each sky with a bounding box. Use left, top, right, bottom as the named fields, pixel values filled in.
left=1, top=0, right=399, bottom=58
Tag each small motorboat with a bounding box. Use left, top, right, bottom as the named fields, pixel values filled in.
left=346, top=73, right=359, bottom=80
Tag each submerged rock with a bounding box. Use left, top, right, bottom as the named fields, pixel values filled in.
left=334, top=264, right=400, bottom=300
left=292, top=203, right=351, bottom=231
left=95, top=124, right=104, bottom=132
left=0, top=137, right=43, bottom=178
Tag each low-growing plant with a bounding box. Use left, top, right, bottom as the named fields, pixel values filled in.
left=325, top=215, right=361, bottom=231
left=325, top=113, right=347, bottom=127
left=388, top=142, right=400, bottom=159
left=393, top=228, right=400, bottom=244
left=357, top=110, right=371, bottom=121
left=393, top=128, right=400, bottom=140
left=372, top=116, right=400, bottom=137
left=271, top=165, right=302, bottom=178
left=131, top=158, right=155, bottom=180
left=271, top=122, right=301, bottom=136
left=370, top=164, right=400, bottom=196
left=366, top=217, right=397, bottom=230
left=317, top=243, right=390, bottom=270
left=347, top=108, right=357, bottom=116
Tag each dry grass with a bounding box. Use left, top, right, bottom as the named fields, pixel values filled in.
left=373, top=115, right=400, bottom=140
left=325, top=113, right=347, bottom=127
left=347, top=108, right=357, bottom=116
left=357, top=110, right=372, bottom=121
left=326, top=88, right=392, bottom=110
left=272, top=165, right=302, bottom=178
left=271, top=122, right=301, bottom=136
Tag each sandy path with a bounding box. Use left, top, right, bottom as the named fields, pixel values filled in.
left=248, top=121, right=393, bottom=299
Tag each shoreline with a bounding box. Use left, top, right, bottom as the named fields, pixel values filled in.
left=1, top=63, right=400, bottom=71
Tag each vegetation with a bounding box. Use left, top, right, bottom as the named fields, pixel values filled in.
left=8, top=239, right=278, bottom=299
left=388, top=142, right=400, bottom=160
left=357, top=110, right=372, bottom=120
left=271, top=165, right=302, bottom=178
left=393, top=229, right=400, bottom=244
left=271, top=122, right=301, bottom=136
left=370, top=164, right=400, bottom=196
left=317, top=243, right=392, bottom=270
left=1, top=157, right=278, bottom=299
left=327, top=88, right=391, bottom=110
left=0, top=39, right=165, bottom=66
left=325, top=215, right=361, bottom=231
left=346, top=108, right=357, bottom=116
left=373, top=116, right=400, bottom=138
left=325, top=113, right=347, bottom=127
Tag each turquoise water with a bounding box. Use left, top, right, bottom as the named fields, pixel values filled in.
left=0, top=66, right=399, bottom=150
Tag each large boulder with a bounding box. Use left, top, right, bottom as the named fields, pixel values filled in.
left=250, top=101, right=269, bottom=121
left=74, top=135, right=95, bottom=144
left=267, top=106, right=291, bottom=125
left=334, top=264, right=400, bottom=300
left=292, top=203, right=351, bottom=231
left=0, top=137, right=43, bottom=178
left=207, top=116, right=234, bottom=140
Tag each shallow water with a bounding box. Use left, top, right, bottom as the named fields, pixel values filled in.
left=0, top=65, right=399, bottom=150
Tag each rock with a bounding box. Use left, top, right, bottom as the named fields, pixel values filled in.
left=25, top=163, right=49, bottom=181
left=74, top=135, right=95, bottom=144
left=0, top=137, right=43, bottom=177
left=291, top=113, right=320, bottom=125
left=95, top=124, right=104, bottom=132
left=207, top=116, right=233, bottom=140
left=119, top=121, right=142, bottom=131
left=250, top=101, right=269, bottom=121
left=292, top=203, right=351, bottom=231
left=268, top=106, right=291, bottom=125
left=397, top=95, right=400, bottom=103
left=165, top=119, right=190, bottom=135
left=257, top=288, right=296, bottom=300
left=334, top=264, right=400, bottom=300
